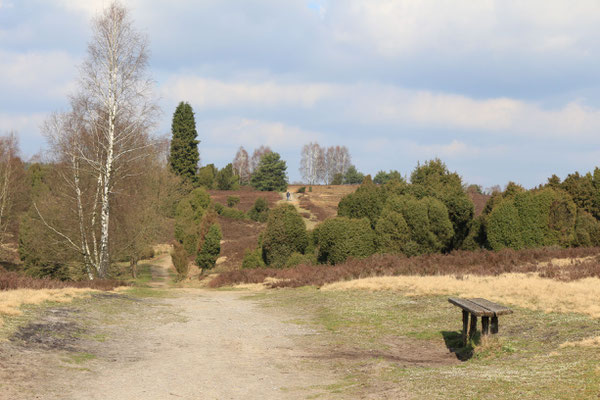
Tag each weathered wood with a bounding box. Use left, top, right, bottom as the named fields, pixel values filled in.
left=469, top=314, right=478, bottom=339
left=482, top=316, right=490, bottom=335
left=470, top=298, right=513, bottom=316
left=491, top=315, right=499, bottom=334
left=448, top=297, right=493, bottom=316
left=462, top=310, right=469, bottom=345
left=449, top=297, right=512, bottom=340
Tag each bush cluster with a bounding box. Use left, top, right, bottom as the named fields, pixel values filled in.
left=196, top=224, right=222, bottom=270
left=174, top=187, right=211, bottom=254
left=314, top=217, right=376, bottom=264
left=171, top=242, right=189, bottom=281
left=227, top=195, right=240, bottom=207
left=376, top=195, right=453, bottom=256
left=261, top=205, right=308, bottom=267
left=248, top=197, right=269, bottom=222
left=486, top=188, right=578, bottom=250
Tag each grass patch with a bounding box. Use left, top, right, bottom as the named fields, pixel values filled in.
left=63, top=352, right=96, bottom=364
left=247, top=287, right=600, bottom=399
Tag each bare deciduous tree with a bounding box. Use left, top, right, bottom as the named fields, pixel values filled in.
left=232, top=146, right=250, bottom=184
left=300, top=142, right=325, bottom=184
left=0, top=133, right=21, bottom=245
left=250, top=145, right=272, bottom=175
left=325, top=146, right=351, bottom=184
left=40, top=2, right=158, bottom=279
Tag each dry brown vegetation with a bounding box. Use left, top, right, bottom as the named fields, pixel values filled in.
left=322, top=273, right=600, bottom=318
left=288, top=184, right=359, bottom=222
left=0, top=268, right=127, bottom=291
left=468, top=191, right=491, bottom=216
left=217, top=216, right=265, bottom=270
left=208, top=187, right=280, bottom=212
left=209, top=247, right=600, bottom=289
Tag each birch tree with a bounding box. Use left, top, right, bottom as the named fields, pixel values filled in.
left=232, top=146, right=250, bottom=184
left=300, top=142, right=325, bottom=184
left=40, top=2, right=158, bottom=279
left=0, top=133, right=21, bottom=245
left=250, top=145, right=272, bottom=175
left=325, top=145, right=351, bottom=184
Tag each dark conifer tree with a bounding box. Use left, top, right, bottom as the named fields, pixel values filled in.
left=169, top=102, right=200, bottom=183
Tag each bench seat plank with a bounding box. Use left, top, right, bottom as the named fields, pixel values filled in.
left=470, top=298, right=513, bottom=316
left=448, top=297, right=494, bottom=317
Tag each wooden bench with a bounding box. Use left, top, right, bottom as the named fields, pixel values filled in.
left=448, top=297, right=513, bottom=345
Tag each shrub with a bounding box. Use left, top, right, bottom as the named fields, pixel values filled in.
left=285, top=252, right=315, bottom=268
left=196, top=224, right=222, bottom=270
left=227, top=195, right=240, bottom=207
left=296, top=186, right=306, bottom=193
left=242, top=248, right=266, bottom=269
left=486, top=188, right=577, bottom=250
left=213, top=202, right=225, bottom=214
left=379, top=195, right=453, bottom=256
left=171, top=242, right=189, bottom=281
left=18, top=213, right=71, bottom=280
left=409, top=159, right=474, bottom=250
left=248, top=197, right=269, bottom=222
left=338, top=179, right=385, bottom=227
left=375, top=210, right=410, bottom=254
left=487, top=200, right=524, bottom=250
left=308, top=186, right=313, bottom=192
left=460, top=216, right=486, bottom=251
left=174, top=187, right=211, bottom=254
left=220, top=207, right=247, bottom=220
left=261, top=205, right=308, bottom=267
left=314, top=217, right=376, bottom=264
left=573, top=209, right=600, bottom=247
left=140, top=246, right=155, bottom=260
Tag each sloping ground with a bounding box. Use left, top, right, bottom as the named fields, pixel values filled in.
left=468, top=191, right=491, bottom=217
left=217, top=216, right=264, bottom=270
left=287, top=185, right=359, bottom=223
left=208, top=187, right=281, bottom=212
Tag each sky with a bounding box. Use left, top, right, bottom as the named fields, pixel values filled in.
left=2, top=0, right=600, bottom=188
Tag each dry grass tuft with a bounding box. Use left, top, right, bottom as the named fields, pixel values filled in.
left=0, top=288, right=94, bottom=320
left=560, top=336, right=600, bottom=348
left=322, top=273, right=600, bottom=318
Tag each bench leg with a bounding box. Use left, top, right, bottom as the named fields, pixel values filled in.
left=491, top=316, right=498, bottom=334
left=469, top=313, right=478, bottom=340
left=482, top=316, right=490, bottom=336
left=462, top=310, right=469, bottom=345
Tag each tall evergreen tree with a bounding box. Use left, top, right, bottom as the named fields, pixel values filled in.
left=250, top=152, right=288, bottom=192
left=169, top=102, right=200, bottom=183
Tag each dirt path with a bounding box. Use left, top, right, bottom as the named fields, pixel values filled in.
left=68, top=290, right=335, bottom=399
left=1, top=256, right=338, bottom=400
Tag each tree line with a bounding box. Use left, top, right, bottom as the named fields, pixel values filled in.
left=241, top=158, right=600, bottom=270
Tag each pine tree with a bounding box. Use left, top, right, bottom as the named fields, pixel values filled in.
left=250, top=152, right=288, bottom=192
left=169, top=102, right=200, bottom=183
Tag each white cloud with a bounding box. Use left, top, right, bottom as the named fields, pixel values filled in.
left=0, top=112, right=47, bottom=144
left=328, top=0, right=600, bottom=57
left=200, top=118, right=323, bottom=150
left=0, top=50, right=78, bottom=101
left=53, top=0, right=116, bottom=16
left=161, top=75, right=600, bottom=140
left=161, top=77, right=335, bottom=109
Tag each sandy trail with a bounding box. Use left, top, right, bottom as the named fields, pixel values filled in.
left=62, top=257, right=336, bottom=400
